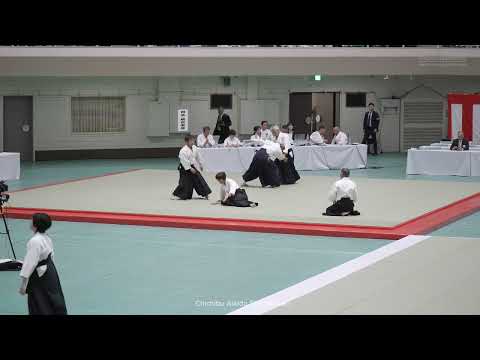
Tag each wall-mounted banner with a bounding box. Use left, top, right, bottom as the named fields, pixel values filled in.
left=178, top=109, right=188, bottom=132
left=448, top=93, right=480, bottom=142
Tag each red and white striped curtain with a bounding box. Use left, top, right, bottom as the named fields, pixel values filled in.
left=448, top=93, right=480, bottom=143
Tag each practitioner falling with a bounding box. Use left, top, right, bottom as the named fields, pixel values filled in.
left=272, top=125, right=300, bottom=184
left=172, top=135, right=212, bottom=200
left=242, top=140, right=284, bottom=188
left=214, top=172, right=258, bottom=207
left=323, top=168, right=360, bottom=216
left=19, top=213, right=67, bottom=315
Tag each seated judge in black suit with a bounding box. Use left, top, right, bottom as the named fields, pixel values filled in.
left=450, top=131, right=469, bottom=151
left=362, top=103, right=380, bottom=155
left=213, top=106, right=232, bottom=144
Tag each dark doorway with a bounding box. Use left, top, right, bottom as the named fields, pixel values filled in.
left=289, top=92, right=338, bottom=140
left=289, top=93, right=312, bottom=135
left=3, top=96, right=33, bottom=161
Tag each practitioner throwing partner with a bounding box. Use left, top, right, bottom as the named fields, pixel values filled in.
left=172, top=135, right=212, bottom=200
left=242, top=141, right=284, bottom=188
left=214, top=172, right=258, bottom=207
left=272, top=125, right=300, bottom=185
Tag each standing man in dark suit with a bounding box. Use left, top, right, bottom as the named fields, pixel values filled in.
left=362, top=102, right=380, bottom=155
left=213, top=106, right=232, bottom=144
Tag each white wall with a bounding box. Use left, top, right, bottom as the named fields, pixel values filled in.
left=1, top=75, right=480, bottom=153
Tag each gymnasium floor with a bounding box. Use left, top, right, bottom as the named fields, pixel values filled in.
left=9, top=169, right=479, bottom=227
left=1, top=153, right=479, bottom=315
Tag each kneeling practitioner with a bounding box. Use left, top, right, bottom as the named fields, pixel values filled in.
left=172, top=135, right=212, bottom=200
left=214, top=172, right=258, bottom=207
left=323, top=168, right=360, bottom=216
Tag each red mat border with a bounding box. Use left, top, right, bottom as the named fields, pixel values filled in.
left=5, top=170, right=480, bottom=240
left=4, top=191, right=479, bottom=240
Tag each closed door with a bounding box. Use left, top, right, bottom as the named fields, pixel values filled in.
left=3, top=96, right=33, bottom=161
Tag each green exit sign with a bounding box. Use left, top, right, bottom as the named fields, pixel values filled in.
left=314, top=74, right=322, bottom=81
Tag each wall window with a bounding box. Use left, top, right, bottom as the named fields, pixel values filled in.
left=210, top=94, right=232, bottom=109
left=72, top=97, right=126, bottom=133
left=345, top=92, right=367, bottom=108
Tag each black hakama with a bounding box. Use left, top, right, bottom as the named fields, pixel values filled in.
left=324, top=198, right=360, bottom=216
left=173, top=164, right=212, bottom=200
left=26, top=254, right=67, bottom=315
left=222, top=188, right=258, bottom=207
left=276, top=149, right=300, bottom=185
left=242, top=148, right=282, bottom=188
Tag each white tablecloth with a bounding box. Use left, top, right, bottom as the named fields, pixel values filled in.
left=421, top=145, right=480, bottom=150
left=197, top=144, right=368, bottom=172
left=0, top=152, right=20, bottom=181
left=407, top=149, right=472, bottom=176
left=471, top=151, right=480, bottom=176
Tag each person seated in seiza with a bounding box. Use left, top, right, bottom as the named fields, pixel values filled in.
left=172, top=135, right=212, bottom=200
left=214, top=172, right=258, bottom=207
left=197, top=126, right=216, bottom=148
left=242, top=140, right=284, bottom=188
left=224, top=129, right=242, bottom=147
left=271, top=125, right=300, bottom=184
left=323, top=168, right=360, bottom=216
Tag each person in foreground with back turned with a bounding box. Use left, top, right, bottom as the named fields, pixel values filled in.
left=323, top=168, right=360, bottom=216
left=272, top=125, right=300, bottom=184
left=214, top=172, right=258, bottom=207
left=172, top=135, right=212, bottom=200
left=242, top=140, right=284, bottom=188
left=19, top=213, right=67, bottom=315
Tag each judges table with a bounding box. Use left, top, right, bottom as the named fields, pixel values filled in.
left=407, top=148, right=480, bottom=176
left=420, top=145, right=480, bottom=150
left=0, top=152, right=20, bottom=181
left=197, top=144, right=368, bottom=173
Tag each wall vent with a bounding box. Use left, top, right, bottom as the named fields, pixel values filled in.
left=418, top=57, right=468, bottom=67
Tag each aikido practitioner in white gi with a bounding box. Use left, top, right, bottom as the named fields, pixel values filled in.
left=242, top=140, right=284, bottom=188
left=214, top=172, right=258, bottom=207
left=271, top=125, right=300, bottom=184
left=172, top=135, right=212, bottom=200
left=323, top=168, right=360, bottom=216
